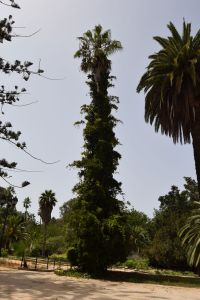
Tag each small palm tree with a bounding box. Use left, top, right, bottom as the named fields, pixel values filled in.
left=23, top=197, right=31, bottom=220
left=137, top=21, right=200, bottom=196
left=5, top=214, right=29, bottom=250
left=179, top=202, right=200, bottom=273
left=38, top=190, right=57, bottom=256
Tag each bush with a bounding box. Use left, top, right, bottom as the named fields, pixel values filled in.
left=12, top=241, right=26, bottom=257
left=49, top=253, right=68, bottom=262
left=124, top=258, right=149, bottom=269
left=67, top=247, right=78, bottom=266
left=116, top=257, right=149, bottom=270
left=1, top=248, right=8, bottom=257
left=46, top=236, right=66, bottom=255
left=29, top=244, right=42, bottom=257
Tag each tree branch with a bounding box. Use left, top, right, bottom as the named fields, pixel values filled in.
left=0, top=0, right=20, bottom=9
left=1, top=176, right=29, bottom=189
left=12, top=29, right=41, bottom=38
left=2, top=137, right=60, bottom=165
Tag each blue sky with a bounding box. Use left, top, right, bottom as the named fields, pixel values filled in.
left=1, top=0, right=199, bottom=217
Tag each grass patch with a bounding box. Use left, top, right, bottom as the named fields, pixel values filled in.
left=103, top=270, right=200, bottom=287
left=115, top=257, right=149, bottom=270
left=49, top=253, right=68, bottom=262
left=114, top=257, right=197, bottom=278
left=152, top=268, right=196, bottom=277
left=55, top=269, right=91, bottom=279
left=53, top=257, right=200, bottom=287
left=55, top=267, right=200, bottom=288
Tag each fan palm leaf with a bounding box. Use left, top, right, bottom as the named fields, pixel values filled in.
left=74, top=24, right=122, bottom=74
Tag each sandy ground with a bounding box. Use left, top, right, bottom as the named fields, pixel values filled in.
left=0, top=267, right=200, bottom=300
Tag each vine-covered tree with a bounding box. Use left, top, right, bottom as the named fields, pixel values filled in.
left=66, top=25, right=130, bottom=273
left=137, top=21, right=200, bottom=196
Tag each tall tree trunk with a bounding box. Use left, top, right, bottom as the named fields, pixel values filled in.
left=42, top=223, right=47, bottom=257
left=191, top=107, right=200, bottom=198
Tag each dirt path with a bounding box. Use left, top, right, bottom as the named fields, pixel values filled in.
left=0, top=267, right=200, bottom=300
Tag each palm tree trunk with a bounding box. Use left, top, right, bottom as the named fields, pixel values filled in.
left=191, top=107, right=200, bottom=198
left=42, top=223, right=47, bottom=257
left=24, top=208, right=27, bottom=221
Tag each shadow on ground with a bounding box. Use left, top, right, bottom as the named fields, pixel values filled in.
left=0, top=269, right=146, bottom=300
left=0, top=268, right=199, bottom=300
left=102, top=270, right=200, bottom=287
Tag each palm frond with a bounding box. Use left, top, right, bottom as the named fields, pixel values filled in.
left=167, top=22, right=182, bottom=45
left=137, top=20, right=200, bottom=144
left=179, top=202, right=200, bottom=267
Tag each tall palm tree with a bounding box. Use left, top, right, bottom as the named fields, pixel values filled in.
left=38, top=190, right=57, bottom=256
left=137, top=21, right=200, bottom=196
left=23, top=197, right=31, bottom=221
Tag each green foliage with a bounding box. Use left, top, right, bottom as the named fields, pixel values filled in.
left=66, top=25, right=130, bottom=273
left=0, top=2, right=42, bottom=186
left=49, top=253, right=68, bottom=261
left=38, top=190, right=57, bottom=225
left=147, top=178, right=196, bottom=270
left=23, top=197, right=31, bottom=220
left=137, top=21, right=200, bottom=144
left=137, top=21, right=200, bottom=195
left=12, top=240, right=26, bottom=257
left=126, top=209, right=150, bottom=254
left=55, top=269, right=91, bottom=279
left=55, top=268, right=200, bottom=288
left=29, top=243, right=42, bottom=257
left=179, top=202, right=200, bottom=268
left=46, top=236, right=66, bottom=255
left=67, top=247, right=77, bottom=266
left=38, top=190, right=57, bottom=257
left=1, top=248, right=8, bottom=257
left=117, top=257, right=149, bottom=270
left=0, top=187, right=22, bottom=256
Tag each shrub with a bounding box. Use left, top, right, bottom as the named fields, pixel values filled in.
left=67, top=247, right=78, bottom=266
left=49, top=253, right=68, bottom=262
left=1, top=248, right=8, bottom=257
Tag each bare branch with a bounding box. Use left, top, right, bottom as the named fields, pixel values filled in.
left=38, top=74, right=66, bottom=81
left=12, top=28, right=41, bottom=38
left=1, top=176, right=29, bottom=189
left=0, top=0, right=11, bottom=6
left=2, top=137, right=60, bottom=165
left=21, top=148, right=60, bottom=165
left=1, top=167, right=43, bottom=173
left=37, top=59, right=66, bottom=81
left=0, top=0, right=20, bottom=9
left=11, top=100, right=38, bottom=107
